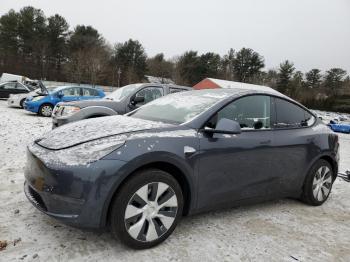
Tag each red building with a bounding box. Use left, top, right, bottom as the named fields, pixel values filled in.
left=193, top=78, right=277, bottom=93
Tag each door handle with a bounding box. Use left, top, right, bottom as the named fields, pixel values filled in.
left=260, top=139, right=271, bottom=145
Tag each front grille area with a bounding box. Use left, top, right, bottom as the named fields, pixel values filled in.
left=25, top=183, right=48, bottom=212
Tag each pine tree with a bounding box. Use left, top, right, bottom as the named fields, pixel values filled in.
left=277, top=60, right=295, bottom=94
left=233, top=48, right=264, bottom=83
left=305, top=69, right=322, bottom=89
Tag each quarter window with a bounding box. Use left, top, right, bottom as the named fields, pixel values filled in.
left=274, top=98, right=315, bottom=128
left=207, top=95, right=271, bottom=130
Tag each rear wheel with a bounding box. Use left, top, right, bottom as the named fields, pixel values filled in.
left=39, top=104, right=53, bottom=117
left=301, top=159, right=334, bottom=206
left=110, top=169, right=183, bottom=249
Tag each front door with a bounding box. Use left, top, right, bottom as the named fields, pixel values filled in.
left=197, top=95, right=277, bottom=210
left=128, top=86, right=164, bottom=111
left=61, top=87, right=81, bottom=102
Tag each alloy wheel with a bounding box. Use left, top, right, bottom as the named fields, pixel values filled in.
left=312, top=166, right=332, bottom=201
left=41, top=105, right=53, bottom=117
left=124, top=182, right=178, bottom=242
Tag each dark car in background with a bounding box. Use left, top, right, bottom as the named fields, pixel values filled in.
left=51, top=83, right=191, bottom=128
left=24, top=88, right=339, bottom=249
left=0, top=81, right=35, bottom=98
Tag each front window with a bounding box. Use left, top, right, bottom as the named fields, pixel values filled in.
left=130, top=91, right=225, bottom=124
left=15, top=83, right=27, bottom=90
left=105, top=84, right=143, bottom=101
left=206, top=95, right=271, bottom=130
left=61, top=87, right=80, bottom=97
left=134, top=87, right=164, bottom=106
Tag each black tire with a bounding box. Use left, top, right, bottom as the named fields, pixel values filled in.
left=301, top=159, right=334, bottom=206
left=110, top=169, right=183, bottom=249
left=20, top=98, right=26, bottom=109
left=39, top=103, right=53, bottom=117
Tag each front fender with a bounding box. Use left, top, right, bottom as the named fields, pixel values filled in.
left=100, top=151, right=198, bottom=228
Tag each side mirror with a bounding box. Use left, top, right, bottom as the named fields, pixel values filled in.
left=131, top=96, right=145, bottom=105
left=202, top=118, right=241, bottom=135
left=57, top=92, right=64, bottom=98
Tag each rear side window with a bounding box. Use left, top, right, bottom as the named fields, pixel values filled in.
left=169, top=88, right=187, bottom=94
left=1, top=82, right=16, bottom=89
left=274, top=98, right=315, bottom=128
left=83, top=88, right=99, bottom=96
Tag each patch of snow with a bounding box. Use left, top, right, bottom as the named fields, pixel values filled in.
left=38, top=115, right=169, bottom=150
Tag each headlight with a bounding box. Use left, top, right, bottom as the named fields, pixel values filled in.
left=61, top=106, right=80, bottom=116
left=32, top=96, right=45, bottom=102
left=29, top=135, right=126, bottom=166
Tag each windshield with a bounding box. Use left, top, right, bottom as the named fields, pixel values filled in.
left=105, top=84, right=143, bottom=101
left=130, top=91, right=227, bottom=124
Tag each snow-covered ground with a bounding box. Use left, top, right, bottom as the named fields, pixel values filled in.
left=0, top=100, right=350, bottom=262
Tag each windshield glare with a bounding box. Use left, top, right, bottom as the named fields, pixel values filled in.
left=105, top=84, right=142, bottom=101
left=130, top=92, right=225, bottom=124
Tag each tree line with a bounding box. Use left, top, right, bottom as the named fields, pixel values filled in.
left=0, top=6, right=349, bottom=112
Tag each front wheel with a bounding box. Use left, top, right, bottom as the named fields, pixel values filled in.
left=301, top=159, right=334, bottom=206
left=20, top=98, right=26, bottom=108
left=110, top=169, right=183, bottom=249
left=39, top=104, right=53, bottom=117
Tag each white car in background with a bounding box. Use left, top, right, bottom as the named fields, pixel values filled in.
left=7, top=89, right=39, bottom=108
left=7, top=81, right=47, bottom=108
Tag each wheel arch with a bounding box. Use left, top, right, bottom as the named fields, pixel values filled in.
left=38, top=102, right=54, bottom=115
left=319, top=155, right=338, bottom=180
left=80, top=106, right=117, bottom=119
left=303, top=153, right=339, bottom=185
left=103, top=160, right=193, bottom=228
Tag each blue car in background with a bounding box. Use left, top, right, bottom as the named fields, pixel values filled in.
left=328, top=121, right=350, bottom=134
left=24, top=83, right=105, bottom=116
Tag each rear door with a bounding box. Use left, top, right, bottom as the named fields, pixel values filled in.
left=270, top=97, right=318, bottom=194
left=197, top=95, right=277, bottom=209
left=81, top=88, right=100, bottom=100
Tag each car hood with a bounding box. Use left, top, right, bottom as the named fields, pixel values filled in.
left=60, top=99, right=116, bottom=109
left=38, top=80, right=49, bottom=94
left=37, top=115, right=171, bottom=150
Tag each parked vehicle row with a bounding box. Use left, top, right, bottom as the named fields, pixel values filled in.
left=23, top=86, right=339, bottom=249
left=52, top=83, right=191, bottom=128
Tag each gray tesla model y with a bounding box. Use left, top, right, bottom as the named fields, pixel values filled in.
left=24, top=87, right=339, bottom=249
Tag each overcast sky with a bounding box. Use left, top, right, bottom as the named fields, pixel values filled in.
left=1, top=0, right=350, bottom=73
